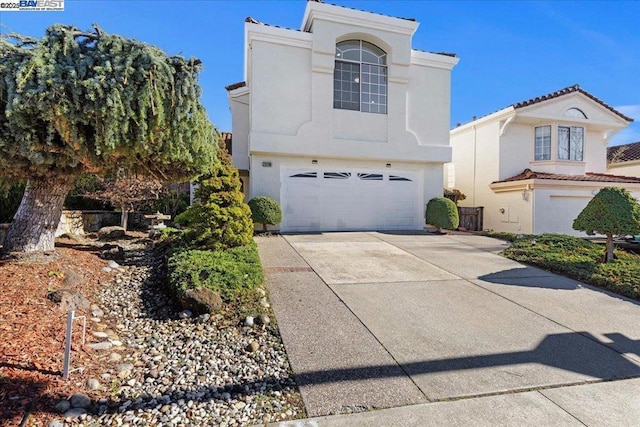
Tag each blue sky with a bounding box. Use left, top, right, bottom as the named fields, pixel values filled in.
left=2, top=0, right=639, bottom=145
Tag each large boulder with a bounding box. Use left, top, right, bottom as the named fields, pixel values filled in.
left=180, top=287, right=223, bottom=314
left=97, top=226, right=125, bottom=241
left=48, top=289, right=90, bottom=312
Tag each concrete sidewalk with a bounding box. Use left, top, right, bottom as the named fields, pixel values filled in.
left=271, top=378, right=640, bottom=426
left=256, top=232, right=640, bottom=425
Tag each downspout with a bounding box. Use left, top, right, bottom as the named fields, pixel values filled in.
left=530, top=182, right=535, bottom=234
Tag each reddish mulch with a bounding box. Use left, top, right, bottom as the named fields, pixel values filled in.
left=0, top=239, right=115, bottom=426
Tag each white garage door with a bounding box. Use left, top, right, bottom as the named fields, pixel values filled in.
left=545, top=195, right=591, bottom=235
left=281, top=168, right=423, bottom=232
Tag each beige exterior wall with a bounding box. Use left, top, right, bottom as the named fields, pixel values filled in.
left=607, top=161, right=640, bottom=177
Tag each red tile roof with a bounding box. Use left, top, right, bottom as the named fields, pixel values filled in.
left=513, top=84, right=633, bottom=122
left=454, top=85, right=633, bottom=129
left=494, top=168, right=640, bottom=184
left=607, top=141, right=640, bottom=163
left=225, top=81, right=246, bottom=91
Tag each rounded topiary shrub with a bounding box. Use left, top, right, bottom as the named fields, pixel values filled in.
left=426, top=197, right=459, bottom=232
left=248, top=196, right=282, bottom=232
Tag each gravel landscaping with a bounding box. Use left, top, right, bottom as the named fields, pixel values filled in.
left=49, top=239, right=303, bottom=426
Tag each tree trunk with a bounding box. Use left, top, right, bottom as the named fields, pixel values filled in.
left=2, top=175, right=75, bottom=254
left=604, top=234, right=615, bottom=263
left=121, top=210, right=129, bottom=231
left=262, top=223, right=267, bottom=232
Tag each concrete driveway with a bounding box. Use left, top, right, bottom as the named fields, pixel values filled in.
left=256, top=232, right=640, bottom=424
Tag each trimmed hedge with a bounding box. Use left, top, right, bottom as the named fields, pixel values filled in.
left=167, top=242, right=264, bottom=303
left=502, top=233, right=640, bottom=300
left=426, top=197, right=459, bottom=231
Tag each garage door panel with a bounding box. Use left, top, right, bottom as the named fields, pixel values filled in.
left=282, top=168, right=422, bottom=232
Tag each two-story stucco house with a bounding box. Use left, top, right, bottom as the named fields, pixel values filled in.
left=448, top=85, right=640, bottom=236
left=227, top=0, right=458, bottom=232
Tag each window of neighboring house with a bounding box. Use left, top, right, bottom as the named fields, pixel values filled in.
left=558, top=126, right=584, bottom=161
left=534, top=126, right=551, bottom=160
left=334, top=40, right=387, bottom=114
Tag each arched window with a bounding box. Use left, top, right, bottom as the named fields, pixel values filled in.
left=334, top=40, right=387, bottom=114
left=564, top=108, right=587, bottom=119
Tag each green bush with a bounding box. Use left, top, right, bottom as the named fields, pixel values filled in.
left=573, top=187, right=640, bottom=262
left=175, top=141, right=253, bottom=250
left=425, top=197, right=459, bottom=231
left=502, top=234, right=640, bottom=300
left=248, top=196, right=282, bottom=231
left=167, top=243, right=264, bottom=303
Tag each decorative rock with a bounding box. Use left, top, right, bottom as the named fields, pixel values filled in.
left=107, top=260, right=121, bottom=269
left=181, top=287, right=222, bottom=314
left=245, top=341, right=259, bottom=352
left=86, top=378, right=101, bottom=390
left=110, top=340, right=123, bottom=347
left=62, top=269, right=86, bottom=288
left=102, top=267, right=112, bottom=273
left=91, top=308, right=105, bottom=317
left=256, top=288, right=266, bottom=297
left=244, top=316, right=254, bottom=327
left=47, top=289, right=90, bottom=312
left=83, top=238, right=302, bottom=425
left=92, top=331, right=108, bottom=338
left=87, top=342, right=112, bottom=351
left=256, top=314, right=270, bottom=326
left=259, top=297, right=270, bottom=308
left=63, top=408, right=87, bottom=419
left=179, top=310, right=192, bottom=319
left=54, top=400, right=71, bottom=414
left=117, top=363, right=134, bottom=378
left=98, top=226, right=126, bottom=241
left=197, top=313, right=211, bottom=323
left=69, top=393, right=91, bottom=409
left=49, top=421, right=64, bottom=427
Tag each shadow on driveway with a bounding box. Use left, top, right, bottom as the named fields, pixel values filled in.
left=294, top=332, right=640, bottom=387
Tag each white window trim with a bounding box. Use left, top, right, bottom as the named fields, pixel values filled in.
left=334, top=40, right=388, bottom=114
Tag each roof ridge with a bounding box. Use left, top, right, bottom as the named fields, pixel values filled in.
left=513, top=84, right=633, bottom=122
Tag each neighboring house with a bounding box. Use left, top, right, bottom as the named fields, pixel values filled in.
left=227, top=0, right=458, bottom=232
left=447, top=85, right=640, bottom=236
left=607, top=141, right=640, bottom=177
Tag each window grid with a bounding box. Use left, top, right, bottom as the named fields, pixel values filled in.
left=334, top=40, right=387, bottom=114
left=534, top=126, right=551, bottom=161
left=558, top=126, right=584, bottom=161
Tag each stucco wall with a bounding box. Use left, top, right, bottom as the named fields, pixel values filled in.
left=449, top=121, right=501, bottom=208
left=229, top=91, right=250, bottom=171
left=607, top=162, right=640, bottom=178
left=240, top=4, right=457, bottom=167
left=484, top=191, right=533, bottom=234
